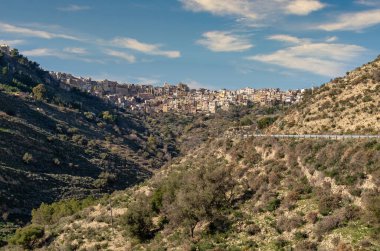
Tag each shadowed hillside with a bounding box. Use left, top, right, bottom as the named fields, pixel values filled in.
left=0, top=49, right=173, bottom=236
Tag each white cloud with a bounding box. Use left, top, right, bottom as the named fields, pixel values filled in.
left=248, top=39, right=366, bottom=76
left=23, top=48, right=66, bottom=58
left=111, top=37, right=180, bottom=58
left=105, top=49, right=136, bottom=63
left=325, top=36, right=338, bottom=42
left=58, top=4, right=91, bottom=12
left=267, top=34, right=308, bottom=44
left=317, top=9, right=380, bottom=31
left=0, top=22, right=80, bottom=40
left=180, top=0, right=325, bottom=24
left=197, top=31, right=253, bottom=52
left=22, top=48, right=103, bottom=63
left=355, top=0, right=380, bottom=6
left=181, top=0, right=259, bottom=20
left=285, top=0, right=325, bottom=15
left=0, top=39, right=25, bottom=46
left=185, top=79, right=216, bottom=90
left=63, top=47, right=88, bottom=55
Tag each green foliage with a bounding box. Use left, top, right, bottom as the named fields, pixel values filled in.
left=151, top=188, right=164, bottom=213
left=8, top=224, right=44, bottom=248
left=10, top=49, right=19, bottom=57
left=102, top=111, right=117, bottom=123
left=93, top=172, right=117, bottom=188
left=257, top=116, right=277, bottom=129
left=239, top=117, right=253, bottom=126
left=32, top=83, right=47, bottom=101
left=266, top=197, right=281, bottom=212
left=31, top=197, right=96, bottom=225
left=123, top=196, right=154, bottom=241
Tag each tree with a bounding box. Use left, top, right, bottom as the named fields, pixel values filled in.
left=8, top=224, right=44, bottom=249
left=1, top=66, right=8, bottom=76
left=164, top=164, right=235, bottom=237
left=32, top=84, right=47, bottom=101
left=123, top=196, right=154, bottom=241
left=10, top=48, right=19, bottom=57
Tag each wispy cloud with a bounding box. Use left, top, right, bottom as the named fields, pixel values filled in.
left=0, top=22, right=80, bottom=40
left=285, top=0, right=325, bottom=15
left=184, top=79, right=216, bottom=90
left=325, top=36, right=338, bottom=42
left=355, top=0, right=380, bottom=6
left=23, top=48, right=66, bottom=58
left=58, top=4, right=91, bottom=12
left=180, top=0, right=325, bottom=25
left=111, top=37, right=180, bottom=58
left=22, top=48, right=103, bottom=63
left=197, top=31, right=253, bottom=52
left=181, top=0, right=259, bottom=20
left=105, top=49, right=136, bottom=63
left=63, top=47, right=88, bottom=55
left=317, top=9, right=380, bottom=31
left=267, top=34, right=309, bottom=44
left=0, top=39, right=25, bottom=46
left=248, top=36, right=366, bottom=76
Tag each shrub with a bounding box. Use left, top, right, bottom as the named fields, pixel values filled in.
left=315, top=213, right=343, bottom=236
left=32, top=197, right=96, bottom=225
left=122, top=196, right=154, bottom=241
left=276, top=215, right=305, bottom=232
left=245, top=223, right=261, bottom=235
left=32, top=84, right=47, bottom=101
left=317, top=192, right=341, bottom=216
left=22, top=152, right=33, bottom=164
left=8, top=225, right=44, bottom=248
left=266, top=197, right=281, bottom=212
left=257, top=116, right=277, bottom=130
left=93, top=172, right=117, bottom=188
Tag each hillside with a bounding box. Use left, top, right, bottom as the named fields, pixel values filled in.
left=270, top=56, right=380, bottom=134
left=0, top=49, right=173, bottom=237
left=6, top=136, right=379, bottom=250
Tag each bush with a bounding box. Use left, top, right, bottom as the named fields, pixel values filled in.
left=257, top=116, right=277, bottom=129
left=32, top=197, right=96, bottom=225
left=245, top=223, right=261, bottom=235
left=22, top=152, right=33, bottom=164
left=32, top=84, right=47, bottom=101
left=122, top=196, right=154, bottom=241
left=276, top=215, right=305, bottom=232
left=8, top=225, right=44, bottom=248
left=317, top=192, right=341, bottom=216
left=315, top=213, right=343, bottom=236
left=266, top=197, right=281, bottom=212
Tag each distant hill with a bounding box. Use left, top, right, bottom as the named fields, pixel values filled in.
left=0, top=48, right=173, bottom=232
left=270, top=56, right=380, bottom=134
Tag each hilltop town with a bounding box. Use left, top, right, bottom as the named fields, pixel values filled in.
left=50, top=71, right=304, bottom=114
left=1, top=44, right=305, bottom=114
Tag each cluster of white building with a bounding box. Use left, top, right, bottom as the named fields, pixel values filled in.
left=50, top=72, right=304, bottom=114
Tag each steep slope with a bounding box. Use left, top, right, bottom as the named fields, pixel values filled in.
left=7, top=137, right=379, bottom=250
left=0, top=49, right=172, bottom=234
left=270, top=55, right=380, bottom=134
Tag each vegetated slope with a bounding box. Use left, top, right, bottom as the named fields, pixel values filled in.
left=146, top=105, right=284, bottom=154
left=9, top=136, right=380, bottom=250
left=0, top=50, right=172, bottom=234
left=270, top=55, right=380, bottom=134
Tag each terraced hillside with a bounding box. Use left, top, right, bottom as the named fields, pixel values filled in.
left=270, top=55, right=380, bottom=134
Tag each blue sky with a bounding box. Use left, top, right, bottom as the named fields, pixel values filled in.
left=0, top=0, right=379, bottom=90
